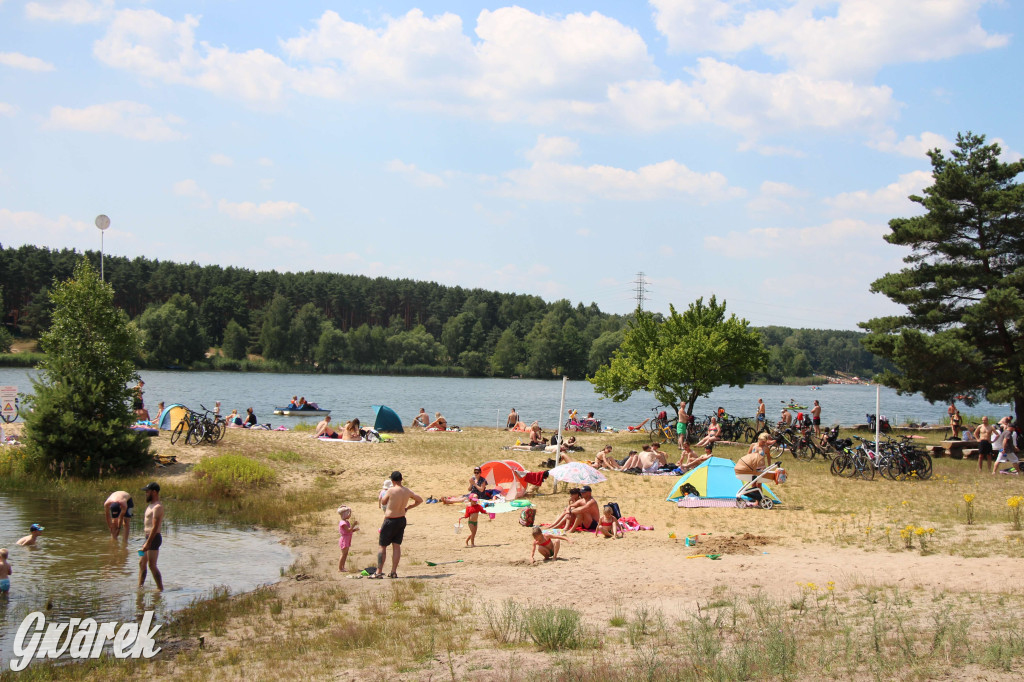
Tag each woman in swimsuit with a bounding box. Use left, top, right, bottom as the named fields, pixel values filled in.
left=528, top=422, right=544, bottom=446
left=596, top=505, right=622, bottom=538
left=696, top=417, right=721, bottom=448
left=469, top=467, right=488, bottom=498
left=341, top=419, right=362, bottom=441
left=426, top=412, right=447, bottom=430
left=530, top=526, right=571, bottom=563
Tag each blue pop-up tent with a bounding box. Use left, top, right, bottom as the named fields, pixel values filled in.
left=666, top=457, right=779, bottom=504
left=372, top=405, right=403, bottom=433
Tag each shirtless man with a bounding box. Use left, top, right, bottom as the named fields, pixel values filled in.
left=16, top=524, right=44, bottom=546
left=811, top=400, right=822, bottom=436
left=411, top=408, right=429, bottom=428
left=139, top=482, right=164, bottom=591
left=974, top=417, right=995, bottom=473
left=506, top=408, right=519, bottom=429
left=568, top=486, right=600, bottom=532
left=314, top=415, right=338, bottom=438
left=756, top=398, right=766, bottom=426
left=104, top=490, right=134, bottom=541
left=780, top=408, right=792, bottom=428
left=677, top=402, right=688, bottom=449
left=374, top=471, right=423, bottom=579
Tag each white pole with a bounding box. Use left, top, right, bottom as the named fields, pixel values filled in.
left=100, top=230, right=104, bottom=281
left=875, top=384, right=881, bottom=455
left=553, top=376, right=567, bottom=494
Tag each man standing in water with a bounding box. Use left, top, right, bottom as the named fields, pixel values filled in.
left=373, top=471, right=422, bottom=579
left=104, top=490, right=133, bottom=541
left=139, top=482, right=164, bottom=591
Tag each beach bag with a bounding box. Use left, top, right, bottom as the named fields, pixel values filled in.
left=519, top=507, right=536, bottom=527
left=607, top=502, right=622, bottom=519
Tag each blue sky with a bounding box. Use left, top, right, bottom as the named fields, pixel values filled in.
left=1, top=1, right=1020, bottom=329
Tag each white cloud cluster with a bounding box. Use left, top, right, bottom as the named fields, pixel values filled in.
left=705, top=218, right=884, bottom=259
left=747, top=181, right=807, bottom=214
left=25, top=0, right=113, bottom=24
left=0, top=208, right=91, bottom=241
left=870, top=131, right=951, bottom=158
left=650, top=0, right=1008, bottom=81
left=47, top=101, right=185, bottom=141
left=0, top=51, right=56, bottom=72
left=497, top=136, right=743, bottom=202
left=209, top=153, right=234, bottom=167
left=217, top=199, right=310, bottom=221
left=88, top=6, right=915, bottom=140
left=0, top=102, right=17, bottom=117
left=825, top=171, right=932, bottom=215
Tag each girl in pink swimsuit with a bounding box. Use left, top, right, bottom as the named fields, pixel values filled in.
left=337, top=506, right=359, bottom=572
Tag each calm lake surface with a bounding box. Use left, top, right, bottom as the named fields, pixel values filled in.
left=0, top=368, right=1011, bottom=428
left=0, top=490, right=293, bottom=668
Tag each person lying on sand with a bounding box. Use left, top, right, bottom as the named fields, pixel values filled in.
left=531, top=527, right=571, bottom=563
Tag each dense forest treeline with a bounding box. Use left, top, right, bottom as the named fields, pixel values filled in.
left=0, top=245, right=890, bottom=381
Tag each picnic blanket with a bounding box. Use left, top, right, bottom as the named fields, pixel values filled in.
left=483, top=500, right=533, bottom=515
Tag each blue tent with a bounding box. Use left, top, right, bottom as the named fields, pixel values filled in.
left=666, top=457, right=779, bottom=502
left=372, top=405, right=403, bottom=433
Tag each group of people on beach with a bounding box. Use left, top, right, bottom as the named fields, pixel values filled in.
left=0, top=483, right=166, bottom=599
left=410, top=408, right=448, bottom=430
left=948, top=405, right=1020, bottom=474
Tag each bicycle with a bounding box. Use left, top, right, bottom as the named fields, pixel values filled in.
left=792, top=426, right=828, bottom=461
left=646, top=407, right=677, bottom=442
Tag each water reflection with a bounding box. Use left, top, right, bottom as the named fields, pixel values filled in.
left=0, top=491, right=292, bottom=667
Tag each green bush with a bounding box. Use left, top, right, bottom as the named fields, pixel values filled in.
left=193, top=454, right=276, bottom=496
left=525, top=606, right=587, bottom=651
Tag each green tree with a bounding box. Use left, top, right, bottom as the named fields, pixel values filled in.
left=861, top=132, right=1024, bottom=416
left=23, top=260, right=150, bottom=476
left=490, top=328, right=524, bottom=377
left=222, top=319, right=249, bottom=360
left=315, top=323, right=347, bottom=367
left=259, top=294, right=293, bottom=361
left=290, top=303, right=324, bottom=367
left=137, top=293, right=207, bottom=366
left=590, top=297, right=768, bottom=412
left=587, top=329, right=624, bottom=375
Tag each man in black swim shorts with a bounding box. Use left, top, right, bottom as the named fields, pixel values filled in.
left=374, top=471, right=423, bottom=579
left=568, top=485, right=600, bottom=532
left=139, top=482, right=164, bottom=592
left=104, top=490, right=134, bottom=541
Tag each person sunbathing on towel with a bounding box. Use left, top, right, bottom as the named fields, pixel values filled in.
left=426, top=412, right=447, bottom=430
left=621, top=446, right=665, bottom=473
left=341, top=419, right=362, bottom=441
left=593, top=445, right=620, bottom=470
left=314, top=416, right=338, bottom=438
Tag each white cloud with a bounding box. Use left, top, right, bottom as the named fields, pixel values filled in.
left=650, top=0, right=1009, bottom=80
left=705, top=218, right=884, bottom=259
left=825, top=171, right=932, bottom=215
left=172, top=178, right=210, bottom=207
left=386, top=160, right=445, bottom=188
left=218, top=199, right=310, bottom=221
left=525, top=135, right=580, bottom=162
left=748, top=181, right=807, bottom=214
left=209, top=153, right=234, bottom=167
left=0, top=208, right=92, bottom=242
left=25, top=0, right=113, bottom=23
left=265, top=235, right=310, bottom=250
left=497, top=137, right=744, bottom=202
left=870, top=131, right=951, bottom=158
left=259, top=178, right=275, bottom=191
left=0, top=52, right=56, bottom=72
left=257, top=157, right=274, bottom=167
left=0, top=102, right=17, bottom=117
left=47, top=101, right=185, bottom=141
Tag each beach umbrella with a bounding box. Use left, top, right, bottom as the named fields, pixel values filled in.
left=548, top=462, right=607, bottom=486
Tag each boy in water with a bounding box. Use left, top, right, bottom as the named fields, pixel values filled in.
left=0, top=548, right=11, bottom=595
left=16, top=524, right=44, bottom=546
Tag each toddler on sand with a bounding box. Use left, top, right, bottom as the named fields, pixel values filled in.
left=0, top=548, right=11, bottom=595
left=530, top=527, right=571, bottom=563
left=337, top=506, right=359, bottom=572
left=596, top=505, right=623, bottom=539
left=458, top=494, right=491, bottom=547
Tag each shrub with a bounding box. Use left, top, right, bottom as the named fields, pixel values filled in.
left=193, top=454, right=276, bottom=496
left=524, top=606, right=587, bottom=651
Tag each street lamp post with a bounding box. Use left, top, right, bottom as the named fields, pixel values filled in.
left=95, top=214, right=110, bottom=280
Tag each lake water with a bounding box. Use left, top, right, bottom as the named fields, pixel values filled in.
left=0, top=491, right=293, bottom=668
left=0, top=368, right=1011, bottom=429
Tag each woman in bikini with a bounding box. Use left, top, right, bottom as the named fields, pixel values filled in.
left=341, top=419, right=362, bottom=441
left=696, top=417, right=721, bottom=448
left=426, top=412, right=448, bottom=430
left=530, top=526, right=571, bottom=563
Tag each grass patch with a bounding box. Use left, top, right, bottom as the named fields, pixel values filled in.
left=192, top=453, right=277, bottom=495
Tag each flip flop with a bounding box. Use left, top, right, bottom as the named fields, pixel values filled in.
left=425, top=559, right=464, bottom=567
left=369, top=572, right=384, bottom=579
left=387, top=572, right=398, bottom=579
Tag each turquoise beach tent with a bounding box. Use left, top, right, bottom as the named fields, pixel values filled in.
left=157, top=404, right=188, bottom=431
left=372, top=405, right=404, bottom=433
left=666, top=457, right=780, bottom=502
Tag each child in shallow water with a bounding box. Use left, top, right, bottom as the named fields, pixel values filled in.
left=596, top=505, right=623, bottom=539
left=530, top=527, right=571, bottom=563
left=337, top=506, right=359, bottom=572
left=0, top=548, right=11, bottom=596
